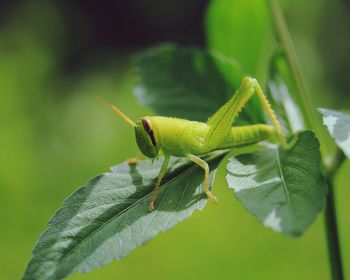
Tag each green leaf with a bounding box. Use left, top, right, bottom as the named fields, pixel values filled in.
left=206, top=0, right=272, bottom=79
left=134, top=44, right=263, bottom=124
left=266, top=52, right=305, bottom=136
left=318, top=108, right=350, bottom=158
left=23, top=151, right=227, bottom=280
left=205, top=0, right=272, bottom=124
left=226, top=131, right=327, bottom=236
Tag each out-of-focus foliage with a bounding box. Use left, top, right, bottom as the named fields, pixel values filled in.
left=286, top=0, right=350, bottom=109
left=206, top=0, right=271, bottom=124
left=206, top=0, right=272, bottom=80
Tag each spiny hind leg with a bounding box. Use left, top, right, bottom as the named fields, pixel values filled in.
left=187, top=154, right=218, bottom=203
left=251, top=78, right=287, bottom=148
left=148, top=154, right=170, bottom=212
left=203, top=76, right=287, bottom=151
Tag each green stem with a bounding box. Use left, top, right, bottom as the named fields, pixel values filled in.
left=325, top=150, right=345, bottom=280
left=267, top=1, right=344, bottom=279
left=325, top=182, right=344, bottom=280
left=267, top=0, right=329, bottom=159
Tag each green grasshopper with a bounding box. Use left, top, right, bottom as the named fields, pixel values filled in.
left=98, top=76, right=287, bottom=211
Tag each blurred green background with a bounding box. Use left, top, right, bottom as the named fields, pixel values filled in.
left=0, top=1, right=349, bottom=279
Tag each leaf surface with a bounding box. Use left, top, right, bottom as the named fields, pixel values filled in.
left=23, top=151, right=227, bottom=280
left=318, top=108, right=350, bottom=158
left=226, top=131, right=327, bottom=236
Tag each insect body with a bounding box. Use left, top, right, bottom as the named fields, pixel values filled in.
left=98, top=76, right=287, bottom=211
left=137, top=117, right=274, bottom=157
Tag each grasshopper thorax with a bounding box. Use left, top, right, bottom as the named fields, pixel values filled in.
left=134, top=118, right=160, bottom=158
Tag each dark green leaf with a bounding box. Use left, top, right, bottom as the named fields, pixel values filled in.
left=266, top=51, right=305, bottom=136
left=23, top=151, right=227, bottom=280
left=134, top=44, right=263, bottom=124
left=318, top=108, right=350, bottom=158
left=226, top=131, right=327, bottom=236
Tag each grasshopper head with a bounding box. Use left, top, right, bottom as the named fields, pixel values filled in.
left=135, top=118, right=160, bottom=158
left=96, top=97, right=160, bottom=158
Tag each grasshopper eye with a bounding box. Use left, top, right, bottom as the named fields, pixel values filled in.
left=141, top=119, right=156, bottom=146
left=141, top=119, right=152, bottom=133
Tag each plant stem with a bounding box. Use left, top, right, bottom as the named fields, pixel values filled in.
left=325, top=150, right=345, bottom=280
left=267, top=0, right=329, bottom=160
left=267, top=0, right=344, bottom=279
left=325, top=181, right=344, bottom=280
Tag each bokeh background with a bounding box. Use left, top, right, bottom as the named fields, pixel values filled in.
left=1, top=0, right=349, bottom=279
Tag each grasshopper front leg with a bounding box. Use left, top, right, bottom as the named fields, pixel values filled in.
left=148, top=154, right=170, bottom=212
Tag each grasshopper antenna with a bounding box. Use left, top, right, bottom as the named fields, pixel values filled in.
left=97, top=96, right=137, bottom=128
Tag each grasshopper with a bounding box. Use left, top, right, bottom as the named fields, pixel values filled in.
left=98, top=76, right=287, bottom=211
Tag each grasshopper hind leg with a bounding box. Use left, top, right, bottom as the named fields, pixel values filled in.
left=202, top=76, right=287, bottom=151
left=187, top=154, right=218, bottom=203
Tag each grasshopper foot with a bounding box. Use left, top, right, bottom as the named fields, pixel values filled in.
left=126, top=152, right=143, bottom=165
left=206, top=191, right=218, bottom=204
left=148, top=201, right=155, bottom=212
